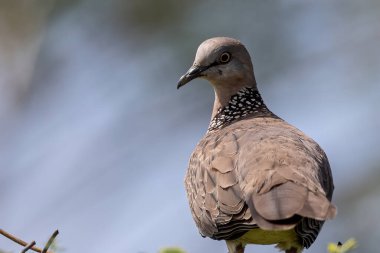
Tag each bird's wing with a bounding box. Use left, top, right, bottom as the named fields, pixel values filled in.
left=185, top=116, right=336, bottom=240
left=235, top=117, right=336, bottom=230
left=185, top=130, right=256, bottom=240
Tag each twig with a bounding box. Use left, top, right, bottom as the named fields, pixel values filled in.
left=0, top=228, right=58, bottom=253
left=41, top=230, right=59, bottom=253
left=0, top=229, right=44, bottom=253
left=21, top=241, right=36, bottom=253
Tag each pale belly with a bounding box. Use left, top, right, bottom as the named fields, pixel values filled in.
left=240, top=228, right=299, bottom=245
left=226, top=227, right=303, bottom=252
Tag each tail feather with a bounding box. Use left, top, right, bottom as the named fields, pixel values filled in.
left=246, top=181, right=336, bottom=230
left=253, top=182, right=308, bottom=220
left=298, top=190, right=337, bottom=220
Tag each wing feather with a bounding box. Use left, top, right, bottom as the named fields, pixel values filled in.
left=184, top=116, right=336, bottom=244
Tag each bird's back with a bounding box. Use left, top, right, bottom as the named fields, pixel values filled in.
left=185, top=114, right=335, bottom=248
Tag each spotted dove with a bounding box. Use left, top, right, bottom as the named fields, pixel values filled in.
left=177, top=37, right=336, bottom=253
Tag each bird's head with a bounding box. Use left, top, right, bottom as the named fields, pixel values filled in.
left=177, top=37, right=257, bottom=93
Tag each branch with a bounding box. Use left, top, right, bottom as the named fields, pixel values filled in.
left=42, top=230, right=59, bottom=253
left=21, top=241, right=36, bottom=253
left=0, top=228, right=58, bottom=253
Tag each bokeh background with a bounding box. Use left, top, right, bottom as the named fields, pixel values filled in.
left=1, top=1, right=379, bottom=252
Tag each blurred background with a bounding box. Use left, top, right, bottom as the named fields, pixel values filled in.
left=0, top=0, right=379, bottom=252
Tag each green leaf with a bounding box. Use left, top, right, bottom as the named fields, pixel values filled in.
left=159, top=247, right=187, bottom=253
left=327, top=238, right=357, bottom=253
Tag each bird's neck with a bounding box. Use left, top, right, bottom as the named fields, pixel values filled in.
left=208, top=87, right=270, bottom=132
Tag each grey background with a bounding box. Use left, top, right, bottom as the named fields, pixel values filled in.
left=0, top=1, right=379, bottom=252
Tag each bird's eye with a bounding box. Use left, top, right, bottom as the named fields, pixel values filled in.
left=219, top=52, right=231, bottom=64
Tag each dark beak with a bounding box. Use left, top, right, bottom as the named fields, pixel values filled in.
left=177, top=65, right=208, bottom=89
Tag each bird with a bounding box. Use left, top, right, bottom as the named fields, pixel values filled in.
left=177, top=37, right=337, bottom=253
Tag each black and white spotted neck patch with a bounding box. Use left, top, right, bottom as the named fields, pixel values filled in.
left=208, top=87, right=270, bottom=132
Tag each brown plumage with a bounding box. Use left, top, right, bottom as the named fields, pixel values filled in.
left=177, top=37, right=336, bottom=253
